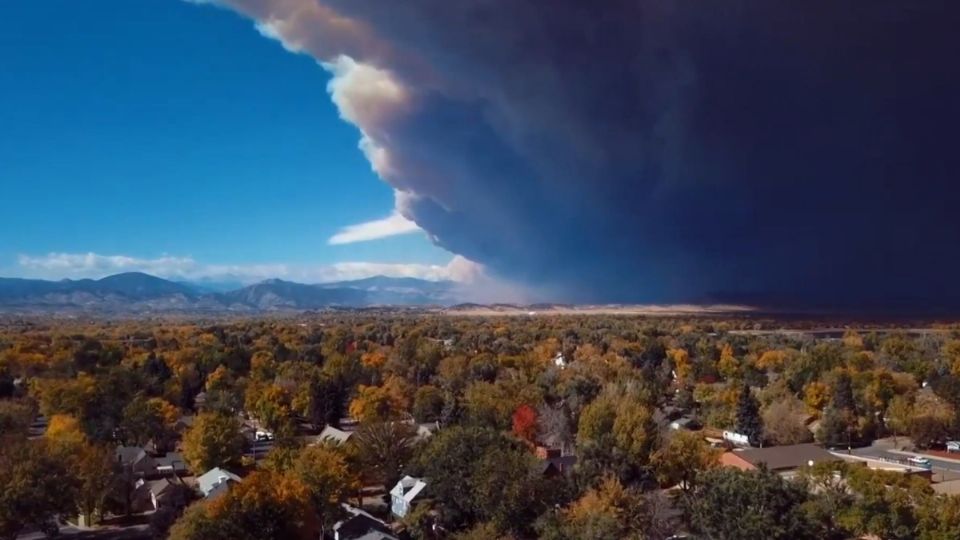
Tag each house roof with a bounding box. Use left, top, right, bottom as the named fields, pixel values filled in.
left=115, top=446, right=149, bottom=465
left=394, top=476, right=427, bottom=502
left=148, top=478, right=173, bottom=497
left=205, top=480, right=231, bottom=500
left=334, top=505, right=398, bottom=540
left=197, top=467, right=241, bottom=496
left=319, top=425, right=353, bottom=445
left=732, top=443, right=838, bottom=471
left=155, top=452, right=186, bottom=469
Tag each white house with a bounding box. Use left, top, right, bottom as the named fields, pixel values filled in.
left=318, top=425, right=354, bottom=446
left=390, top=476, right=427, bottom=518
left=197, top=467, right=241, bottom=498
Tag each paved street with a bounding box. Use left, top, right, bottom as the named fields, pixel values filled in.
left=18, top=524, right=149, bottom=540
left=848, top=439, right=960, bottom=476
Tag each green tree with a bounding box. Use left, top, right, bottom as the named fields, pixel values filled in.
left=734, top=384, right=763, bottom=446
left=350, top=420, right=417, bottom=489
left=182, top=412, right=246, bottom=472
left=0, top=439, right=75, bottom=539
left=413, top=426, right=534, bottom=531
left=683, top=467, right=819, bottom=540
left=412, top=385, right=445, bottom=423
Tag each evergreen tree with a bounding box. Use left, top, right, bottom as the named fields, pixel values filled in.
left=735, top=384, right=764, bottom=446
left=832, top=372, right=857, bottom=413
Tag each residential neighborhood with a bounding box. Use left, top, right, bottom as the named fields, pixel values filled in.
left=4, top=317, right=960, bottom=539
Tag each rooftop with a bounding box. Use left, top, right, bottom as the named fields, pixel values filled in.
left=731, top=443, right=838, bottom=471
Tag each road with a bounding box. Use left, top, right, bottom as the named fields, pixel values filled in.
left=849, top=440, right=960, bottom=476
left=18, top=524, right=149, bottom=540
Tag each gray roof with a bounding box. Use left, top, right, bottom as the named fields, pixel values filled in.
left=155, top=452, right=186, bottom=468
left=318, top=425, right=353, bottom=445
left=197, top=467, right=241, bottom=496
left=115, top=446, right=148, bottom=465
left=334, top=505, right=398, bottom=540
left=148, top=478, right=173, bottom=497
left=733, top=443, right=838, bottom=471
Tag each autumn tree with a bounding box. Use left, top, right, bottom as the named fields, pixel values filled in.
left=652, top=430, right=719, bottom=492
left=121, top=395, right=178, bottom=449
left=289, top=445, right=356, bottom=531
left=182, top=412, right=246, bottom=472
left=511, top=404, right=538, bottom=445
left=168, top=471, right=315, bottom=540
left=762, top=395, right=813, bottom=445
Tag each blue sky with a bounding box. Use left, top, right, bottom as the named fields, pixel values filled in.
left=0, top=0, right=454, bottom=283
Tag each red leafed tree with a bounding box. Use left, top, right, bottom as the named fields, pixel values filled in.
left=512, top=404, right=538, bottom=444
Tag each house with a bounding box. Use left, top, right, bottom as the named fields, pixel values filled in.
left=416, top=422, right=440, bottom=440
left=318, top=425, right=354, bottom=446
left=390, top=476, right=428, bottom=519
left=115, top=446, right=155, bottom=477
left=197, top=467, right=242, bottom=498
left=536, top=447, right=577, bottom=477
left=332, top=504, right=398, bottom=540
left=175, top=414, right=196, bottom=433
left=154, top=452, right=188, bottom=476
left=669, top=416, right=701, bottom=431
left=553, top=352, right=568, bottom=369
left=721, top=443, right=839, bottom=478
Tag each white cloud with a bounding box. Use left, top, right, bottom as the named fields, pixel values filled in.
left=15, top=252, right=481, bottom=284
left=328, top=210, right=421, bottom=245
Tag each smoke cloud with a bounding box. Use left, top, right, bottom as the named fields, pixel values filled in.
left=193, top=0, right=960, bottom=310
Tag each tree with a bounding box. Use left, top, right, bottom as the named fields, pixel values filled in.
left=511, top=404, right=538, bottom=445
left=683, top=467, right=819, bottom=540
left=0, top=439, right=75, bottom=539
left=832, top=372, right=857, bottom=413
left=412, top=385, right=445, bottom=423
left=717, top=344, right=739, bottom=380
left=182, top=412, right=246, bottom=472
left=0, top=400, right=34, bottom=436
left=735, top=384, right=763, bottom=446
left=169, top=471, right=315, bottom=540
left=348, top=378, right=409, bottom=422
left=45, top=413, right=87, bottom=447
left=121, top=395, right=178, bottom=449
left=289, top=445, right=355, bottom=531
left=652, top=430, right=719, bottom=492
left=885, top=394, right=913, bottom=442
left=918, top=494, right=960, bottom=540
left=762, top=395, right=813, bottom=445
left=470, top=445, right=551, bottom=534
left=413, top=426, right=532, bottom=531
left=350, top=420, right=417, bottom=489
left=803, top=381, right=830, bottom=414
left=68, top=443, right=115, bottom=526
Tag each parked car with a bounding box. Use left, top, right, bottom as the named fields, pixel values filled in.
left=255, top=430, right=274, bottom=442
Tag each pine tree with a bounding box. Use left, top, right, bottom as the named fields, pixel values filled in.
left=735, top=384, right=764, bottom=446
left=831, top=372, right=857, bottom=413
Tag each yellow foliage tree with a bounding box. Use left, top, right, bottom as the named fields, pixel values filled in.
left=45, top=414, right=87, bottom=447
left=804, top=381, right=830, bottom=414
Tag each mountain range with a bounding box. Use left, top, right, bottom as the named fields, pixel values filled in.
left=0, top=272, right=462, bottom=313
